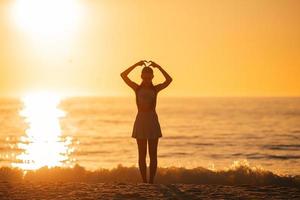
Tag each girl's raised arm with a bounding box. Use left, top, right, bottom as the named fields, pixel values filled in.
left=120, top=60, right=145, bottom=90
left=151, top=61, right=173, bottom=92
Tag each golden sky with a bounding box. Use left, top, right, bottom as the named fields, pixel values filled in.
left=0, top=0, right=299, bottom=97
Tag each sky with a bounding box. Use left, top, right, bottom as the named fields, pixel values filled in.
left=0, top=0, right=300, bottom=97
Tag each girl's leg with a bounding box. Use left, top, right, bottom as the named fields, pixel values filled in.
left=136, top=139, right=147, bottom=183
left=148, top=138, right=159, bottom=184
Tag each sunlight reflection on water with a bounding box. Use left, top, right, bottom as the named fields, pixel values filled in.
left=12, top=92, right=74, bottom=170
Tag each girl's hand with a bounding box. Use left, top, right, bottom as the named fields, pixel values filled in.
left=150, top=61, right=160, bottom=68
left=135, top=60, right=146, bottom=67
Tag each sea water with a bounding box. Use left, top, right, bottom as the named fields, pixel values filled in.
left=0, top=97, right=299, bottom=175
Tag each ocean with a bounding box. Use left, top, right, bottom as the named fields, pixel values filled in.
left=0, top=97, right=300, bottom=176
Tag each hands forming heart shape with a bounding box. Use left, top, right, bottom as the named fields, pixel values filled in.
left=136, top=60, right=159, bottom=68
left=143, top=61, right=152, bottom=67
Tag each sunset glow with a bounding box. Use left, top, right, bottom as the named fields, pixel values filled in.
left=12, top=92, right=73, bottom=170
left=1, top=0, right=300, bottom=96
left=12, top=0, right=83, bottom=39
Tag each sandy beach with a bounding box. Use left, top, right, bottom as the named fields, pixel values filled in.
left=1, top=181, right=299, bottom=200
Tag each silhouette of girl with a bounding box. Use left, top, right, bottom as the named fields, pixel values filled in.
left=121, top=60, right=172, bottom=183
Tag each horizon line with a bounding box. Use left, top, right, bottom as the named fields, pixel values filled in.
left=0, top=94, right=300, bottom=99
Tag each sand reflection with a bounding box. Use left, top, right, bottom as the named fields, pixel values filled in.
left=12, top=92, right=73, bottom=170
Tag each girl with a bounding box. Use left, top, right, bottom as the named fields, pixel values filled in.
left=120, top=60, right=172, bottom=183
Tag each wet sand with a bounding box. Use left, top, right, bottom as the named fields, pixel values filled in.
left=1, top=181, right=300, bottom=200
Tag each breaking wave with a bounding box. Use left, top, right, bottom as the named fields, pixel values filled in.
left=0, top=160, right=299, bottom=188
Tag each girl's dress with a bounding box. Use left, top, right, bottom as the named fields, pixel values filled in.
left=132, top=85, right=162, bottom=139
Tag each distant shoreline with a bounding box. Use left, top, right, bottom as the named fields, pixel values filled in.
left=1, top=96, right=300, bottom=100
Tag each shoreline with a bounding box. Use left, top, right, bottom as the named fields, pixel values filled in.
left=1, top=162, right=300, bottom=199
left=1, top=164, right=299, bottom=188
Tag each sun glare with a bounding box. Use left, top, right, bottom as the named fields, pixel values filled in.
left=12, top=92, right=74, bottom=170
left=12, top=0, right=83, bottom=39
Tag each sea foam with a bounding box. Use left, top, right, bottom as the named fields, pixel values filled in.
left=0, top=160, right=299, bottom=188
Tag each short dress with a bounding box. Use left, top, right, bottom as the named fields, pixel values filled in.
left=132, top=85, right=162, bottom=139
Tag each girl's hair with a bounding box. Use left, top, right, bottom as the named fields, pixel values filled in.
left=142, top=66, right=153, bottom=74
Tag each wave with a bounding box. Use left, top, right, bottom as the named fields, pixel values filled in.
left=263, top=144, right=300, bottom=151
left=0, top=160, right=299, bottom=188
left=231, top=153, right=300, bottom=160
